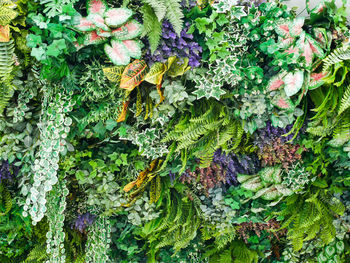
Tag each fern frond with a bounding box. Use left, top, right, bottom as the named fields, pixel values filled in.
left=338, top=85, right=350, bottom=115
left=141, top=3, right=162, bottom=54
left=0, top=183, right=12, bottom=216
left=323, top=46, right=350, bottom=72
left=0, top=40, right=15, bottom=115
left=0, top=5, right=17, bottom=26
left=162, top=0, right=184, bottom=36
left=142, top=0, right=166, bottom=21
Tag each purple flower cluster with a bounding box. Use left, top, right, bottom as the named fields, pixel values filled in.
left=73, top=213, right=96, bottom=233
left=0, top=161, right=18, bottom=182
left=145, top=20, right=202, bottom=68
left=213, top=149, right=260, bottom=185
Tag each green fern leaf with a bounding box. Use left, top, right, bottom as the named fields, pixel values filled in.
left=338, top=85, right=350, bottom=115
left=141, top=4, right=162, bottom=54
left=163, top=0, right=184, bottom=36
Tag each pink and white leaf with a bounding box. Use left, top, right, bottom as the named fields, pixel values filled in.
left=104, top=39, right=131, bottom=66
left=283, top=71, right=304, bottom=97
left=104, top=8, right=133, bottom=28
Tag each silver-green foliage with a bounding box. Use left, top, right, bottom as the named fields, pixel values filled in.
left=45, top=179, right=69, bottom=263
left=86, top=216, right=111, bottom=263
left=22, top=90, right=74, bottom=223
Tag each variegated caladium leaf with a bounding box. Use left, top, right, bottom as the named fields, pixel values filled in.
left=87, top=0, right=108, bottom=15
left=271, top=91, right=295, bottom=111
left=267, top=72, right=286, bottom=91
left=275, top=19, right=291, bottom=38
left=104, top=39, right=130, bottom=66
left=309, top=72, right=327, bottom=90
left=104, top=8, right=133, bottom=28
left=84, top=30, right=107, bottom=45
left=120, top=59, right=148, bottom=91
left=75, top=17, right=96, bottom=32
left=283, top=71, right=304, bottom=97
left=289, top=17, right=304, bottom=38
left=122, top=39, right=142, bottom=59
left=111, top=20, right=143, bottom=40
left=87, top=13, right=110, bottom=32
left=96, top=28, right=112, bottom=37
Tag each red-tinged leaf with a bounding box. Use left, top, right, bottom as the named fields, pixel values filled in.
left=120, top=59, right=148, bottom=91
left=117, top=99, right=130, bottom=122
left=267, top=72, right=286, bottom=91
left=309, top=72, right=327, bottom=90
left=75, top=17, right=96, bottom=32
left=289, top=17, right=304, bottom=37
left=111, top=27, right=128, bottom=39
left=96, top=28, right=112, bottom=37
left=104, top=39, right=130, bottom=66
left=275, top=19, right=290, bottom=38
left=122, top=39, right=142, bottom=59
left=0, top=25, right=10, bottom=42
left=84, top=30, right=107, bottom=45
left=271, top=92, right=295, bottom=111
left=306, top=34, right=325, bottom=58
left=73, top=42, right=85, bottom=51
left=283, top=71, right=304, bottom=97
left=313, top=28, right=328, bottom=48
left=105, top=8, right=133, bottom=28
left=87, top=0, right=107, bottom=15
left=87, top=13, right=110, bottom=32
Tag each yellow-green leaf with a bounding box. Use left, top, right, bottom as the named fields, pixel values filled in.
left=144, top=62, right=167, bottom=85
left=103, top=66, right=125, bottom=83
left=167, top=57, right=191, bottom=78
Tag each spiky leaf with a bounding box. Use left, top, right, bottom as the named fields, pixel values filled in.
left=0, top=6, right=17, bottom=26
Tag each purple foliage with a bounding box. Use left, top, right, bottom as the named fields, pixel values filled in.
left=73, top=213, right=96, bottom=233
left=0, top=161, right=18, bottom=182
left=254, top=121, right=294, bottom=149
left=145, top=20, right=202, bottom=68
left=237, top=0, right=266, bottom=6
left=169, top=171, right=176, bottom=185
left=213, top=149, right=260, bottom=186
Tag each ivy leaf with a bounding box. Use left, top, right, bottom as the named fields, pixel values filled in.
left=26, top=34, right=42, bottom=48
left=93, top=121, right=106, bottom=137
left=31, top=46, right=46, bottom=60
left=46, top=39, right=66, bottom=57
left=230, top=6, right=247, bottom=19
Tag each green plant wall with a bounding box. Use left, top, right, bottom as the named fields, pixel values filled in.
left=0, top=0, right=350, bottom=262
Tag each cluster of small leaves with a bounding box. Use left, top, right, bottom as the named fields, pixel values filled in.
left=86, top=216, right=112, bottom=263
left=282, top=162, right=316, bottom=193
left=180, top=162, right=226, bottom=195
left=22, top=90, right=74, bottom=223
left=0, top=160, right=18, bottom=182
left=119, top=125, right=168, bottom=159
left=213, top=149, right=260, bottom=186
left=45, top=180, right=69, bottom=263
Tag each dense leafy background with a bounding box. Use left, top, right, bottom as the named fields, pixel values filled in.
left=0, top=0, right=350, bottom=262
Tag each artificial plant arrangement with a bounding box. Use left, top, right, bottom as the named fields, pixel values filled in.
left=0, top=0, right=350, bottom=262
